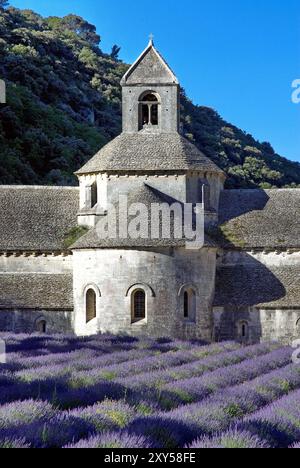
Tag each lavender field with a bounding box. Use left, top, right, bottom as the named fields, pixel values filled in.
left=0, top=333, right=299, bottom=449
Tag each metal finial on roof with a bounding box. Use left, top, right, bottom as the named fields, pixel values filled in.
left=149, top=33, right=154, bottom=45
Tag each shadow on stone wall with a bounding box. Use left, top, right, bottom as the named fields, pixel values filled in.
left=214, top=253, right=287, bottom=343
left=0, top=309, right=72, bottom=334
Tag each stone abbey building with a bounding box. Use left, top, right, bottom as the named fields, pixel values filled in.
left=0, top=40, right=299, bottom=343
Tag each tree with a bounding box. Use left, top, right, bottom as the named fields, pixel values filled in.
left=62, top=15, right=101, bottom=46
left=79, top=47, right=99, bottom=69
left=111, top=45, right=121, bottom=60
left=261, top=141, right=275, bottom=155
left=0, top=0, right=9, bottom=9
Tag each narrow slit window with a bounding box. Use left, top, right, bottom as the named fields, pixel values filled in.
left=238, top=321, right=249, bottom=341
left=184, top=291, right=189, bottom=318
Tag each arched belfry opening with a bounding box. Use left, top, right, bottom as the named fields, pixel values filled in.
left=139, top=92, right=160, bottom=130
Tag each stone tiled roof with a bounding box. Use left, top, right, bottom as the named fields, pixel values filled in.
left=0, top=186, right=79, bottom=252
left=72, top=184, right=216, bottom=249
left=218, top=189, right=300, bottom=249
left=0, top=274, right=73, bottom=310
left=214, top=264, right=300, bottom=309
left=76, top=133, right=224, bottom=175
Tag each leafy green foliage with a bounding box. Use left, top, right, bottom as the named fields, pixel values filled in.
left=110, top=45, right=121, bottom=60
left=0, top=1, right=9, bottom=10
left=180, top=92, right=300, bottom=188
left=0, top=7, right=125, bottom=185
left=63, top=226, right=89, bottom=248
left=0, top=7, right=299, bottom=188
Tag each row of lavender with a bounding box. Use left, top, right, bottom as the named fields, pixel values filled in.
left=0, top=334, right=299, bottom=448
left=190, top=387, right=300, bottom=448
left=1, top=341, right=280, bottom=408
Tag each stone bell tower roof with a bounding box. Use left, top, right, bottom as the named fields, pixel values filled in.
left=75, top=132, right=224, bottom=175
left=120, top=37, right=179, bottom=86
left=76, top=39, right=225, bottom=177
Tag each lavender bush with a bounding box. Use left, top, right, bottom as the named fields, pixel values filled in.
left=65, top=431, right=153, bottom=449
left=187, top=429, right=270, bottom=449
left=69, top=400, right=139, bottom=431
left=0, top=438, right=30, bottom=448
left=117, top=343, right=281, bottom=396
left=0, top=400, right=57, bottom=429
left=239, top=388, right=300, bottom=448
left=157, top=347, right=292, bottom=409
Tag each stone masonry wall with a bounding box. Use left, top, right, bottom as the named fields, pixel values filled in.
left=122, top=85, right=179, bottom=133
left=214, top=250, right=300, bottom=344
left=73, top=247, right=217, bottom=340
left=0, top=254, right=74, bottom=334
left=0, top=309, right=73, bottom=334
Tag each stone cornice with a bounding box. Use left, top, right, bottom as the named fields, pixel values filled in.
left=0, top=251, right=72, bottom=258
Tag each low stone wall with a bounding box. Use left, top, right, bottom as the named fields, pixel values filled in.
left=259, top=309, right=300, bottom=344
left=213, top=307, right=300, bottom=345
left=0, top=309, right=73, bottom=334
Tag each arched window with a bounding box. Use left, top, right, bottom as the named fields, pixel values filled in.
left=237, top=321, right=249, bottom=341
left=183, top=289, right=196, bottom=322
left=139, top=93, right=160, bottom=129
left=86, top=289, right=97, bottom=323
left=36, top=320, right=47, bottom=334
left=132, top=290, right=146, bottom=322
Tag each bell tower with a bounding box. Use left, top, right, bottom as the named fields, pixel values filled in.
left=120, top=37, right=180, bottom=134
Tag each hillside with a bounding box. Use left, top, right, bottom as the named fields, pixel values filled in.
left=0, top=6, right=299, bottom=188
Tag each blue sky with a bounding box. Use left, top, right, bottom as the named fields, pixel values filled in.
left=10, top=0, right=300, bottom=162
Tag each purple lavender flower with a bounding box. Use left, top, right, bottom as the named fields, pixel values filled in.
left=239, top=388, right=300, bottom=448
left=11, top=413, right=94, bottom=448
left=187, top=429, right=270, bottom=448
left=57, top=381, right=127, bottom=409
left=158, top=347, right=292, bottom=409
left=0, top=438, right=30, bottom=448
left=0, top=331, right=299, bottom=449
left=290, top=442, right=300, bottom=448
left=65, top=431, right=153, bottom=449
left=70, top=400, right=138, bottom=431
left=0, top=400, right=56, bottom=429
left=127, top=416, right=197, bottom=448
